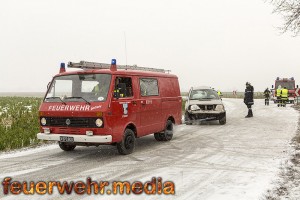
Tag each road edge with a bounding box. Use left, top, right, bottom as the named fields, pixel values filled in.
left=262, top=105, right=300, bottom=200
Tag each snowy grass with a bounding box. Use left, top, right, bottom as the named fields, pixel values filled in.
left=262, top=105, right=300, bottom=200
left=0, top=97, right=42, bottom=151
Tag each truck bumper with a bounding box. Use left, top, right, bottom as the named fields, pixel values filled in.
left=37, top=133, right=112, bottom=143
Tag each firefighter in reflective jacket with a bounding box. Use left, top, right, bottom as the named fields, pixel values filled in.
left=281, top=86, right=288, bottom=107
left=217, top=90, right=223, bottom=97
left=276, top=85, right=282, bottom=107
left=244, top=82, right=254, bottom=118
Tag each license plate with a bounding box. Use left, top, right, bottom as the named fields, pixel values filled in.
left=60, top=136, right=74, bottom=142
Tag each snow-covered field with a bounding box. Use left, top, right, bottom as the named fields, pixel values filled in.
left=0, top=98, right=298, bottom=200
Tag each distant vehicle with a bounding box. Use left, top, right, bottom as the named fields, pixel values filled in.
left=37, top=59, right=182, bottom=155
left=271, top=77, right=298, bottom=104
left=184, top=86, right=226, bottom=125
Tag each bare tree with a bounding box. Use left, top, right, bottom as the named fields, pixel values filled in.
left=269, top=0, right=300, bottom=35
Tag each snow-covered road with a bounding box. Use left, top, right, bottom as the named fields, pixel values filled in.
left=0, top=98, right=298, bottom=200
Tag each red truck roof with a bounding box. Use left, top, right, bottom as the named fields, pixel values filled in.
left=55, top=69, right=178, bottom=78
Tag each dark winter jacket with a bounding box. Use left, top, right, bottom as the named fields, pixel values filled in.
left=263, top=89, right=271, bottom=98
left=244, top=85, right=254, bottom=105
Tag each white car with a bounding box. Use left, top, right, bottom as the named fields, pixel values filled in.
left=184, top=86, right=226, bottom=125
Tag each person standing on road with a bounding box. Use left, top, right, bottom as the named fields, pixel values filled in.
left=276, top=85, right=282, bottom=107
left=217, top=90, right=223, bottom=97
left=263, top=88, right=271, bottom=106
left=281, top=86, right=289, bottom=107
left=244, top=82, right=254, bottom=118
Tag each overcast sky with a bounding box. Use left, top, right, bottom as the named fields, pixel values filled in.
left=1, top=0, right=300, bottom=92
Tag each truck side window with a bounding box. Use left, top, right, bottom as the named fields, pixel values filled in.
left=114, top=77, right=133, bottom=98
left=139, top=78, right=159, bottom=96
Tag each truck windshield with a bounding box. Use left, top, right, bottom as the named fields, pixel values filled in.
left=45, top=74, right=112, bottom=103
left=189, top=89, right=220, bottom=100
left=275, top=81, right=295, bottom=90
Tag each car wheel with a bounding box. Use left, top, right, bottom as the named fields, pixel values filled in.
left=117, top=129, right=136, bottom=155
left=219, top=116, right=226, bottom=125
left=185, top=121, right=192, bottom=125
left=59, top=142, right=76, bottom=151
left=184, top=112, right=192, bottom=125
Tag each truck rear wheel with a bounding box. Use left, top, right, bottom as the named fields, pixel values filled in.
left=154, top=132, right=164, bottom=141
left=117, top=129, right=136, bottom=155
left=160, top=120, right=174, bottom=141
left=59, top=142, right=76, bottom=151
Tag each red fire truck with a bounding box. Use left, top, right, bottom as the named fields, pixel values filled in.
left=37, top=59, right=182, bottom=155
left=271, top=77, right=298, bottom=104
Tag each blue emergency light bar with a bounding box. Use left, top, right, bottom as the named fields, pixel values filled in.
left=111, top=59, right=116, bottom=65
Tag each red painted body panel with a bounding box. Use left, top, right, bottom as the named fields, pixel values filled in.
left=39, top=69, right=182, bottom=144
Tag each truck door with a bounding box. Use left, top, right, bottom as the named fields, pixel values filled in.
left=138, top=77, right=162, bottom=135
left=110, top=76, right=138, bottom=141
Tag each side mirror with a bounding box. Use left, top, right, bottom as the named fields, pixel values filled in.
left=47, top=82, right=51, bottom=89
left=271, top=85, right=274, bottom=89
left=297, top=85, right=299, bottom=88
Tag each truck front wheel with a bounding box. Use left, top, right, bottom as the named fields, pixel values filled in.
left=59, top=142, right=76, bottom=151
left=117, top=129, right=136, bottom=155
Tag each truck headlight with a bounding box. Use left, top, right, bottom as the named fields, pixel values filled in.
left=95, top=118, right=103, bottom=127
left=190, top=105, right=200, bottom=111
left=215, top=105, right=224, bottom=112
left=40, top=117, right=47, bottom=126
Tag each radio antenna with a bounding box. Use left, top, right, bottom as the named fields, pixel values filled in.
left=124, top=31, right=128, bottom=67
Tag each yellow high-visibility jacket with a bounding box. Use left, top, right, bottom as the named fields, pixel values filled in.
left=276, top=89, right=282, bottom=97
left=281, top=89, right=288, bottom=99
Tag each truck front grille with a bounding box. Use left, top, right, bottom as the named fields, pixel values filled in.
left=41, top=117, right=102, bottom=128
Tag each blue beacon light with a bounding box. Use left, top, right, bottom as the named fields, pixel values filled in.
left=110, top=59, right=117, bottom=71
left=59, top=63, right=66, bottom=73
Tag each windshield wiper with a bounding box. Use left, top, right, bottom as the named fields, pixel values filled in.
left=45, top=97, right=66, bottom=105
left=65, top=97, right=91, bottom=105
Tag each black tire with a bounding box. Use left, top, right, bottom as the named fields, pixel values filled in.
left=219, top=117, right=226, bottom=125
left=59, top=142, right=76, bottom=151
left=185, top=121, right=192, bottom=125
left=154, top=132, right=164, bottom=141
left=160, top=120, right=173, bottom=141
left=117, top=129, right=136, bottom=155
left=184, top=112, right=192, bottom=125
